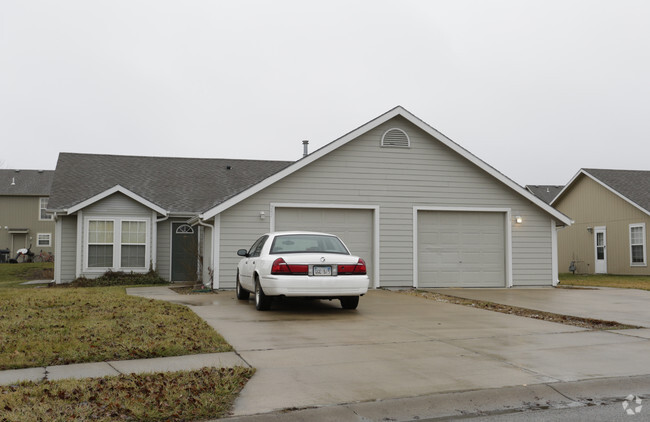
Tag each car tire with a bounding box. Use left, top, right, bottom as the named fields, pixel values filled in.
left=340, top=296, right=359, bottom=310
left=236, top=272, right=250, bottom=301
left=255, top=278, right=272, bottom=311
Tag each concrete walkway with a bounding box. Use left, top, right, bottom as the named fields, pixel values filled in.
left=0, top=352, right=247, bottom=386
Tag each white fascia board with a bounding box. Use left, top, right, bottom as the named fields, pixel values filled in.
left=553, top=170, right=650, bottom=217
left=67, top=185, right=167, bottom=216
left=199, top=106, right=572, bottom=226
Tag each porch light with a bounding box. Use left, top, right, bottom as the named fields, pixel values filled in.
left=515, top=216, right=523, bottom=224
left=260, top=211, right=266, bottom=220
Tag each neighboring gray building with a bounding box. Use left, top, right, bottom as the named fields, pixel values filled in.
left=526, top=185, right=564, bottom=205
left=0, top=169, right=55, bottom=259
left=48, top=106, right=571, bottom=287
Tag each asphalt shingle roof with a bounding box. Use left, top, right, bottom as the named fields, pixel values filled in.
left=583, top=168, right=650, bottom=213
left=525, top=185, right=564, bottom=205
left=0, top=169, right=54, bottom=196
left=48, top=153, right=293, bottom=214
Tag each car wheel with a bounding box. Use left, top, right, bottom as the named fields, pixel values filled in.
left=340, top=296, right=359, bottom=310
left=255, top=278, right=271, bottom=311
left=235, top=271, right=250, bottom=301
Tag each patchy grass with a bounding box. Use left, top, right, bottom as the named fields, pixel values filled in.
left=0, top=263, right=53, bottom=288
left=559, top=273, right=650, bottom=291
left=0, top=287, right=232, bottom=370
left=402, top=290, right=640, bottom=330
left=66, top=269, right=168, bottom=287
left=0, top=367, right=254, bottom=421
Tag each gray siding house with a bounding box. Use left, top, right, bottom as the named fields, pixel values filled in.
left=48, top=107, right=571, bottom=288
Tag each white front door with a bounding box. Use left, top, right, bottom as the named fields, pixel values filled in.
left=594, top=226, right=607, bottom=274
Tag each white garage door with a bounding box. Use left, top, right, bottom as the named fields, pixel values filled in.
left=418, top=211, right=506, bottom=287
left=275, top=208, right=374, bottom=284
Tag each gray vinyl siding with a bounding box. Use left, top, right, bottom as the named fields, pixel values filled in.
left=57, top=215, right=78, bottom=283
left=80, top=193, right=154, bottom=278
left=156, top=219, right=171, bottom=280
left=216, top=115, right=558, bottom=289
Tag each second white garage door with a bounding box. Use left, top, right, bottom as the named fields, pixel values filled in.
left=418, top=211, right=506, bottom=287
left=274, top=207, right=374, bottom=284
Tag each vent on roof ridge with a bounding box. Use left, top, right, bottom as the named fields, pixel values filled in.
left=381, top=128, right=410, bottom=148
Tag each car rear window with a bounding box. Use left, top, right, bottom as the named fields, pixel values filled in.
left=270, top=234, right=350, bottom=255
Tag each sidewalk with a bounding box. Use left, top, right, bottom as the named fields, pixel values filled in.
left=0, top=352, right=248, bottom=386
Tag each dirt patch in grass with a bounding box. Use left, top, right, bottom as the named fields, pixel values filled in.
left=0, top=367, right=254, bottom=421
left=0, top=287, right=232, bottom=370
left=170, top=284, right=215, bottom=295
left=402, top=290, right=641, bottom=330
left=559, top=273, right=650, bottom=291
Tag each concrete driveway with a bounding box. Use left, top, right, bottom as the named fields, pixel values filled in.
left=148, top=288, right=650, bottom=417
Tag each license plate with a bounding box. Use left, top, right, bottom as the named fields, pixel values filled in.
left=313, top=265, right=332, bottom=276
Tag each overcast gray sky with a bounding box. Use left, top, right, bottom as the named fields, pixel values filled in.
left=1, top=1, right=648, bottom=185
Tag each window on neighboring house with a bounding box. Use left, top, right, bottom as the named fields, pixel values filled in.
left=39, top=198, right=53, bottom=220
left=88, top=220, right=114, bottom=268
left=37, top=233, right=51, bottom=247
left=121, top=221, right=146, bottom=267
left=630, top=223, right=647, bottom=266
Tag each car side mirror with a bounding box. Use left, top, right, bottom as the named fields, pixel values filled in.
left=237, top=249, right=249, bottom=257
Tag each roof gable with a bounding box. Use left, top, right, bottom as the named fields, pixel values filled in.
left=552, top=169, right=650, bottom=216
left=67, top=185, right=167, bottom=215
left=200, top=106, right=572, bottom=225
left=0, top=169, right=53, bottom=196
left=526, top=185, right=564, bottom=205
left=48, top=153, right=292, bottom=214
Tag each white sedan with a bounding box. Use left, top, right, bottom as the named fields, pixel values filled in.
left=236, top=232, right=369, bottom=311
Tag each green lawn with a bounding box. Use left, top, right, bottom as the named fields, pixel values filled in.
left=0, top=262, right=53, bottom=288
left=559, top=273, right=650, bottom=291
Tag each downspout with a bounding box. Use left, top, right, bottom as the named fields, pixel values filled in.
left=196, top=219, right=215, bottom=289
left=154, top=214, right=170, bottom=275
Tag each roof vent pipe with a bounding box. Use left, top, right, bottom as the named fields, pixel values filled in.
left=302, top=140, right=309, bottom=157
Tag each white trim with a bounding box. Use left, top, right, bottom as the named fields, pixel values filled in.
left=213, top=214, right=220, bottom=289
left=551, top=220, right=559, bottom=286
left=629, top=222, right=647, bottom=267
left=36, top=233, right=52, bottom=247
left=552, top=169, right=650, bottom=217
left=200, top=106, right=572, bottom=226
left=76, top=210, right=83, bottom=278
left=82, top=216, right=151, bottom=273
left=270, top=203, right=381, bottom=289
left=54, top=217, right=62, bottom=283
left=413, top=206, right=513, bottom=288
left=68, top=185, right=167, bottom=216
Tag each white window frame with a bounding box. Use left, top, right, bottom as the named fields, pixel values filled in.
left=39, top=197, right=53, bottom=221
left=629, top=223, right=647, bottom=267
left=84, top=217, right=150, bottom=272
left=120, top=220, right=148, bottom=269
left=381, top=128, right=411, bottom=148
left=37, top=233, right=52, bottom=247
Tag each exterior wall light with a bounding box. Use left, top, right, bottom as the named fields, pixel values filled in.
left=260, top=211, right=266, bottom=220
left=515, top=216, right=523, bottom=224
left=587, top=226, right=593, bottom=233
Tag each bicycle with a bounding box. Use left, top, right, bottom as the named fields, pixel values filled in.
left=34, top=249, right=54, bottom=263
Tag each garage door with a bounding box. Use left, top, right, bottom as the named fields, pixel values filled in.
left=418, top=211, right=506, bottom=287
left=275, top=208, right=374, bottom=284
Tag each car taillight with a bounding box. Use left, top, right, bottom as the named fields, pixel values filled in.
left=271, top=258, right=308, bottom=275
left=338, top=258, right=367, bottom=275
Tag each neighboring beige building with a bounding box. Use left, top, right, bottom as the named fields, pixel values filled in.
left=0, top=169, right=55, bottom=261
left=552, top=169, right=650, bottom=275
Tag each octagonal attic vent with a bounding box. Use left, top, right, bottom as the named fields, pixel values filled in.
left=381, top=128, right=410, bottom=148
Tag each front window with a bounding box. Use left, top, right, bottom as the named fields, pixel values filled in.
left=85, top=218, right=148, bottom=270
left=270, top=234, right=349, bottom=255
left=88, top=220, right=114, bottom=267
left=39, top=198, right=53, bottom=220
left=630, top=223, right=646, bottom=266
left=121, top=221, right=146, bottom=267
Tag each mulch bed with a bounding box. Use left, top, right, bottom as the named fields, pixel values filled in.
left=402, top=290, right=641, bottom=330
